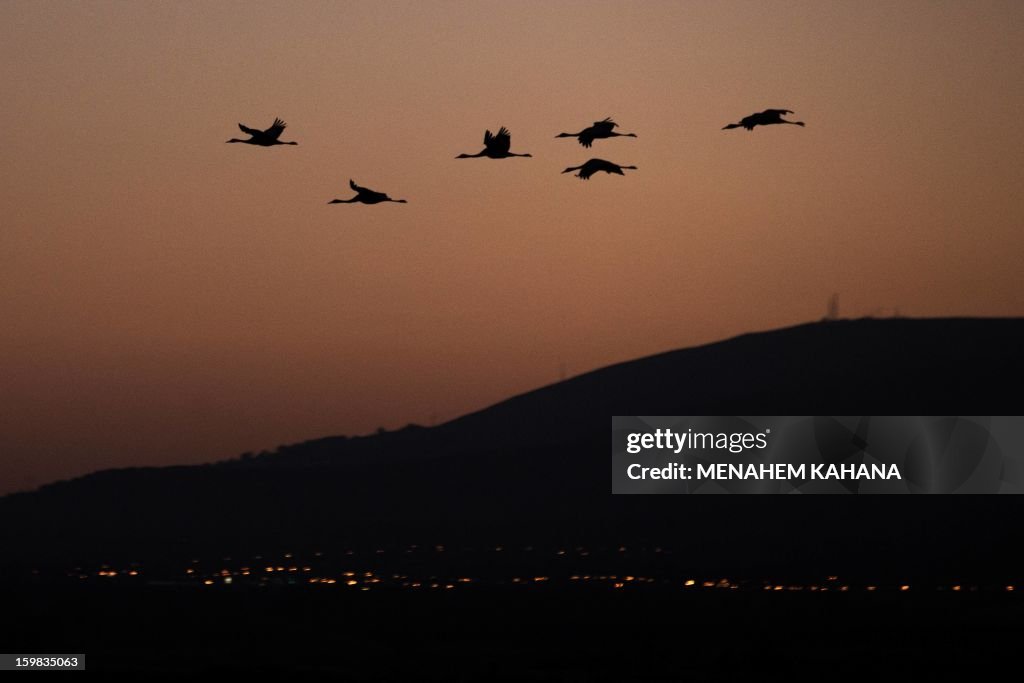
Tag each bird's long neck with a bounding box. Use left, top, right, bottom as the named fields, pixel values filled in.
left=456, top=151, right=487, bottom=158
left=556, top=132, right=582, bottom=138
left=226, top=138, right=246, bottom=143
left=329, top=198, right=358, bottom=203
left=785, top=121, right=805, bottom=126
left=722, top=123, right=741, bottom=130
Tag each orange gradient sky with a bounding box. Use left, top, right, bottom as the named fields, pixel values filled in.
left=2, top=0, right=1023, bottom=493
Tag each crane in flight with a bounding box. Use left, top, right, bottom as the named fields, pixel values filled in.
left=561, top=158, right=637, bottom=181
left=328, top=180, right=407, bottom=205
left=226, top=118, right=299, bottom=146
left=556, top=117, right=637, bottom=148
left=456, top=127, right=532, bottom=158
left=722, top=109, right=805, bottom=131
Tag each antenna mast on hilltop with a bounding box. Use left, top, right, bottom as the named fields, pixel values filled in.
left=825, top=293, right=840, bottom=321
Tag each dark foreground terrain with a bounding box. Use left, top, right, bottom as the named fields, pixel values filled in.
left=3, top=584, right=1021, bottom=678
left=3, top=317, right=1024, bottom=676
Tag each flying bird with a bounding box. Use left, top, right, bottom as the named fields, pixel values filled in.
left=561, top=158, right=637, bottom=181
left=226, top=118, right=299, bottom=146
left=456, top=127, right=532, bottom=159
left=556, top=117, right=637, bottom=148
left=328, top=180, right=407, bottom=205
left=722, top=109, right=805, bottom=130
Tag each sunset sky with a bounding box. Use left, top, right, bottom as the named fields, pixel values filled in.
left=2, top=0, right=1023, bottom=493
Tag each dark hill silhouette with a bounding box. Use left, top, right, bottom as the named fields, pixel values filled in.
left=2, top=317, right=1023, bottom=577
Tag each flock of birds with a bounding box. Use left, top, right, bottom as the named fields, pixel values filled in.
left=226, top=109, right=806, bottom=204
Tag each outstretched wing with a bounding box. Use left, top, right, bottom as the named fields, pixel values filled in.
left=264, top=118, right=287, bottom=139
left=484, top=126, right=512, bottom=154
left=349, top=179, right=367, bottom=193
left=579, top=118, right=616, bottom=145
left=761, top=109, right=793, bottom=116
left=238, top=123, right=262, bottom=136
left=740, top=114, right=760, bottom=130
left=575, top=160, right=600, bottom=180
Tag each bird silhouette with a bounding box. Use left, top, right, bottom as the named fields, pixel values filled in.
left=328, top=180, right=407, bottom=205
left=556, top=117, right=637, bottom=148
left=561, top=158, right=637, bottom=180
left=226, top=118, right=299, bottom=146
left=456, top=127, right=532, bottom=158
left=722, top=109, right=805, bottom=130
